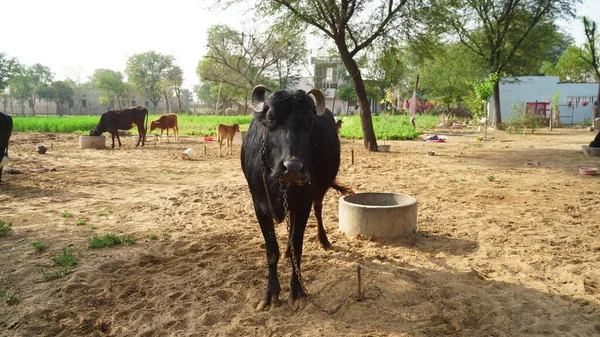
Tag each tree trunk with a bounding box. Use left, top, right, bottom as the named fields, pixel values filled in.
left=177, top=93, right=182, bottom=113
left=595, top=83, right=600, bottom=120
left=116, top=94, right=122, bottom=109
left=337, top=44, right=377, bottom=151
left=163, top=92, right=170, bottom=114
left=493, top=81, right=502, bottom=128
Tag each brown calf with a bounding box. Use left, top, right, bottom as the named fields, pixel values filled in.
left=90, top=106, right=148, bottom=148
left=150, top=113, right=178, bottom=142
left=217, top=123, right=240, bottom=157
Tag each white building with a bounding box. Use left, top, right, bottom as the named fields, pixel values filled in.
left=490, top=76, right=599, bottom=126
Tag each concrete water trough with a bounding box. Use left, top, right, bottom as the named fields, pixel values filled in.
left=79, top=135, right=106, bottom=149
left=339, top=192, right=417, bottom=239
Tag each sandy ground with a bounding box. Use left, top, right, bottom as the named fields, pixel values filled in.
left=1, top=127, right=600, bottom=337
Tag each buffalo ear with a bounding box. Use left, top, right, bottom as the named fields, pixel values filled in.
left=251, top=85, right=270, bottom=112
left=307, top=89, right=326, bottom=116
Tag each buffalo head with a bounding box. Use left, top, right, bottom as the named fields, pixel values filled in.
left=250, top=85, right=327, bottom=186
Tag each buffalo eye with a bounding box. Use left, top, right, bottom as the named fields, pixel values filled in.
left=267, top=114, right=275, bottom=124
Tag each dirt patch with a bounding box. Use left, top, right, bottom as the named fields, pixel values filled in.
left=1, top=129, right=600, bottom=336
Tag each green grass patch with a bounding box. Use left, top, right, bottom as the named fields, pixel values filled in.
left=339, top=114, right=439, bottom=140
left=11, top=114, right=254, bottom=136
left=0, top=220, right=12, bottom=235
left=487, top=174, right=496, bottom=182
left=31, top=241, right=48, bottom=253
left=88, top=234, right=136, bottom=248
left=10, top=113, right=442, bottom=140
left=75, top=218, right=87, bottom=226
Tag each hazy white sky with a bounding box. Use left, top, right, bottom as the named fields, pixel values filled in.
left=3, top=0, right=600, bottom=91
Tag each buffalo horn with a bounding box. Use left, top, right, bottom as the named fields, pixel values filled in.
left=307, top=88, right=326, bottom=116
left=251, top=85, right=270, bottom=112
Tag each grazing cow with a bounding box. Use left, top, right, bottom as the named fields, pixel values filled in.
left=241, top=85, right=352, bottom=311
left=150, top=113, right=178, bottom=142
left=217, top=123, right=240, bottom=157
left=90, top=106, right=148, bottom=148
left=0, top=112, right=13, bottom=185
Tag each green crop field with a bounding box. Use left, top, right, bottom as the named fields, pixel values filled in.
left=10, top=113, right=440, bottom=140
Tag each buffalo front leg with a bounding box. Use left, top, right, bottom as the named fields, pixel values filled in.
left=287, top=203, right=311, bottom=310
left=255, top=210, right=281, bottom=311
left=313, top=198, right=331, bottom=249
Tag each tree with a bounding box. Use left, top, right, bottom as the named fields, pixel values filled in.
left=255, top=0, right=410, bottom=151
left=90, top=69, right=127, bottom=109
left=37, top=81, right=74, bottom=116
left=162, top=65, right=184, bottom=113
left=440, top=0, right=580, bottom=127
left=417, top=42, right=487, bottom=110
left=125, top=51, right=174, bottom=110
left=198, top=25, right=305, bottom=112
left=581, top=17, right=600, bottom=119
left=0, top=52, right=17, bottom=92
left=540, top=46, right=594, bottom=82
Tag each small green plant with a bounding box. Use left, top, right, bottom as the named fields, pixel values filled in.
left=22, top=218, right=28, bottom=222
left=0, top=290, right=20, bottom=305
left=43, top=247, right=77, bottom=281
left=31, top=241, right=48, bottom=253
left=472, top=143, right=483, bottom=148
left=75, top=218, right=87, bottom=226
left=487, top=174, right=496, bottom=182
left=95, top=207, right=112, bottom=217
left=43, top=267, right=74, bottom=281
left=88, top=234, right=135, bottom=248
left=51, top=247, right=77, bottom=267
left=60, top=210, right=73, bottom=218
left=161, top=232, right=171, bottom=241
left=89, top=224, right=97, bottom=229
left=147, top=233, right=159, bottom=240
left=122, top=235, right=136, bottom=245
left=0, top=220, right=12, bottom=235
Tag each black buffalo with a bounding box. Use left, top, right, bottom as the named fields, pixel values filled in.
left=90, top=106, right=148, bottom=148
left=0, top=111, right=13, bottom=185
left=241, top=85, right=352, bottom=311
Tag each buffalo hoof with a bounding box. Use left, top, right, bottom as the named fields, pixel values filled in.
left=318, top=237, right=332, bottom=250
left=288, top=294, right=308, bottom=311
left=256, top=295, right=280, bottom=311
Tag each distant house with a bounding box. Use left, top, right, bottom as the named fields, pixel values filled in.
left=295, top=57, right=358, bottom=116
left=489, top=76, right=599, bottom=126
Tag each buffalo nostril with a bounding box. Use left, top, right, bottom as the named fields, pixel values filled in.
left=283, top=159, right=303, bottom=174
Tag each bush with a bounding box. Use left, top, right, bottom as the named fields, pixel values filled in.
left=506, top=102, right=543, bottom=134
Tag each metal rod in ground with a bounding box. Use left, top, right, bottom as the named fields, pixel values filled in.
left=351, top=149, right=354, bottom=165
left=357, top=264, right=363, bottom=301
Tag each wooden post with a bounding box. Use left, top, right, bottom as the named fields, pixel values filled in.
left=204, top=145, right=207, bottom=156
left=357, top=264, right=363, bottom=301
left=351, top=148, right=354, bottom=165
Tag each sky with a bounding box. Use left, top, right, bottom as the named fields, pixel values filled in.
left=3, top=0, right=600, bottom=93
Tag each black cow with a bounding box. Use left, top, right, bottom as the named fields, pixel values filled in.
left=0, top=112, right=13, bottom=185
left=241, top=85, right=352, bottom=311
left=90, top=106, right=148, bottom=148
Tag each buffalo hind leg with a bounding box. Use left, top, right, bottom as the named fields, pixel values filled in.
left=313, top=198, right=331, bottom=249
left=255, top=209, right=281, bottom=311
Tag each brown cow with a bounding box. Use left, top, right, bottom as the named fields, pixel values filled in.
left=217, top=123, right=240, bottom=157
left=90, top=106, right=148, bottom=148
left=150, top=113, right=178, bottom=142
